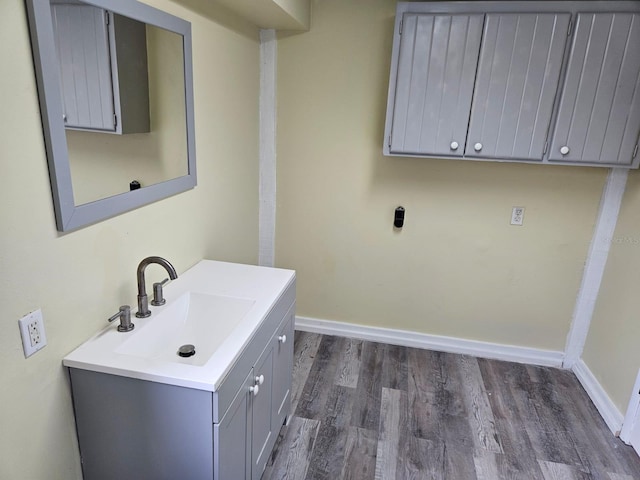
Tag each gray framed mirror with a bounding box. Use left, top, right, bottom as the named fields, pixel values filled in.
left=25, top=0, right=197, bottom=232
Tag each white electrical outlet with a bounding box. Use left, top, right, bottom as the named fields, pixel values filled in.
left=18, top=309, right=47, bottom=358
left=511, top=206, right=525, bottom=226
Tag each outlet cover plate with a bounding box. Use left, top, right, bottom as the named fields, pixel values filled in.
left=511, top=206, right=525, bottom=226
left=18, top=309, right=47, bottom=358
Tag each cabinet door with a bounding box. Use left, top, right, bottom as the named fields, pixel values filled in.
left=389, top=13, right=484, bottom=156
left=215, top=371, right=253, bottom=480
left=466, top=13, right=570, bottom=160
left=272, top=311, right=294, bottom=429
left=50, top=3, right=116, bottom=131
left=549, top=13, right=640, bottom=166
left=251, top=344, right=274, bottom=480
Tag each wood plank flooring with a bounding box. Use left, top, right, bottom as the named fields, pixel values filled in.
left=262, top=332, right=640, bottom=480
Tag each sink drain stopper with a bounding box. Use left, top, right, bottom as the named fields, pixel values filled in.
left=178, top=344, right=196, bottom=358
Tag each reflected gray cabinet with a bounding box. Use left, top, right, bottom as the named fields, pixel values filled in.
left=50, top=1, right=150, bottom=134
left=549, top=13, right=640, bottom=166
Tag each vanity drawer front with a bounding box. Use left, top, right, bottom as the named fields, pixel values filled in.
left=213, top=281, right=296, bottom=423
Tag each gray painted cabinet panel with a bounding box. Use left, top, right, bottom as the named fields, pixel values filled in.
left=384, top=2, right=640, bottom=168
left=251, top=346, right=275, bottom=480
left=251, top=307, right=295, bottom=480
left=50, top=1, right=150, bottom=134
left=272, top=313, right=294, bottom=428
left=215, top=371, right=253, bottom=480
left=390, top=13, right=484, bottom=156
left=466, top=13, right=570, bottom=160
left=69, top=369, right=214, bottom=480
left=549, top=13, right=640, bottom=165
left=51, top=3, right=115, bottom=131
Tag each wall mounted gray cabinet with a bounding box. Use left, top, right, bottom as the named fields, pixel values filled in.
left=465, top=13, right=569, bottom=161
left=51, top=1, right=150, bottom=134
left=389, top=13, right=483, bottom=156
left=548, top=13, right=640, bottom=166
left=384, top=2, right=640, bottom=168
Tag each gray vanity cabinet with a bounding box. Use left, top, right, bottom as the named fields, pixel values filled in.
left=548, top=13, right=640, bottom=166
left=388, top=13, right=484, bottom=156
left=50, top=1, right=150, bottom=134
left=465, top=13, right=570, bottom=161
left=68, top=297, right=295, bottom=480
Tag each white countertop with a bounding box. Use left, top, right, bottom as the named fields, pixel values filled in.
left=63, top=260, right=296, bottom=392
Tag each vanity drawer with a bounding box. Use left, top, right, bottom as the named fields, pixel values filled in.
left=213, top=281, right=295, bottom=423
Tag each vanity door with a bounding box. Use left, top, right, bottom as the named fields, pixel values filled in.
left=251, top=343, right=275, bottom=480
left=214, top=371, right=253, bottom=480
left=272, top=308, right=294, bottom=429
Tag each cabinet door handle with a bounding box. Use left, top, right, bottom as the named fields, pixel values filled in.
left=560, top=145, right=570, bottom=155
left=278, top=334, right=287, bottom=344
left=255, top=374, right=264, bottom=385
left=249, top=385, right=259, bottom=396
left=474, top=142, right=483, bottom=152
left=450, top=141, right=459, bottom=151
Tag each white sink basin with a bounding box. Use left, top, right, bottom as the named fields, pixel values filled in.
left=116, top=292, right=255, bottom=366
left=62, top=260, right=296, bottom=392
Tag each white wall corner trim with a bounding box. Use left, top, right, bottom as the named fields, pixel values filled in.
left=572, top=359, right=624, bottom=435
left=620, top=368, right=640, bottom=443
left=563, top=168, right=628, bottom=368
left=258, top=29, right=277, bottom=267
left=295, top=316, right=564, bottom=368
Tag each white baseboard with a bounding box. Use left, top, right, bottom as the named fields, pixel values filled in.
left=572, top=359, right=624, bottom=435
left=295, top=316, right=564, bottom=368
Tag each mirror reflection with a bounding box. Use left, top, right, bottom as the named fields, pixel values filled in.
left=50, top=1, right=188, bottom=205
left=25, top=0, right=196, bottom=231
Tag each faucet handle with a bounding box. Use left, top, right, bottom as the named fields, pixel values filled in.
left=108, top=305, right=135, bottom=332
left=151, top=278, right=170, bottom=306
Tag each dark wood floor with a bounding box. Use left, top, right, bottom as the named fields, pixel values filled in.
left=262, top=332, right=640, bottom=480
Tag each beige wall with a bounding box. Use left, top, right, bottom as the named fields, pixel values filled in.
left=275, top=0, right=607, bottom=351
left=583, top=170, right=640, bottom=413
left=0, top=0, right=259, bottom=478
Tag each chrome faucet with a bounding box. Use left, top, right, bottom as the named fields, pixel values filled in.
left=136, top=256, right=178, bottom=318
